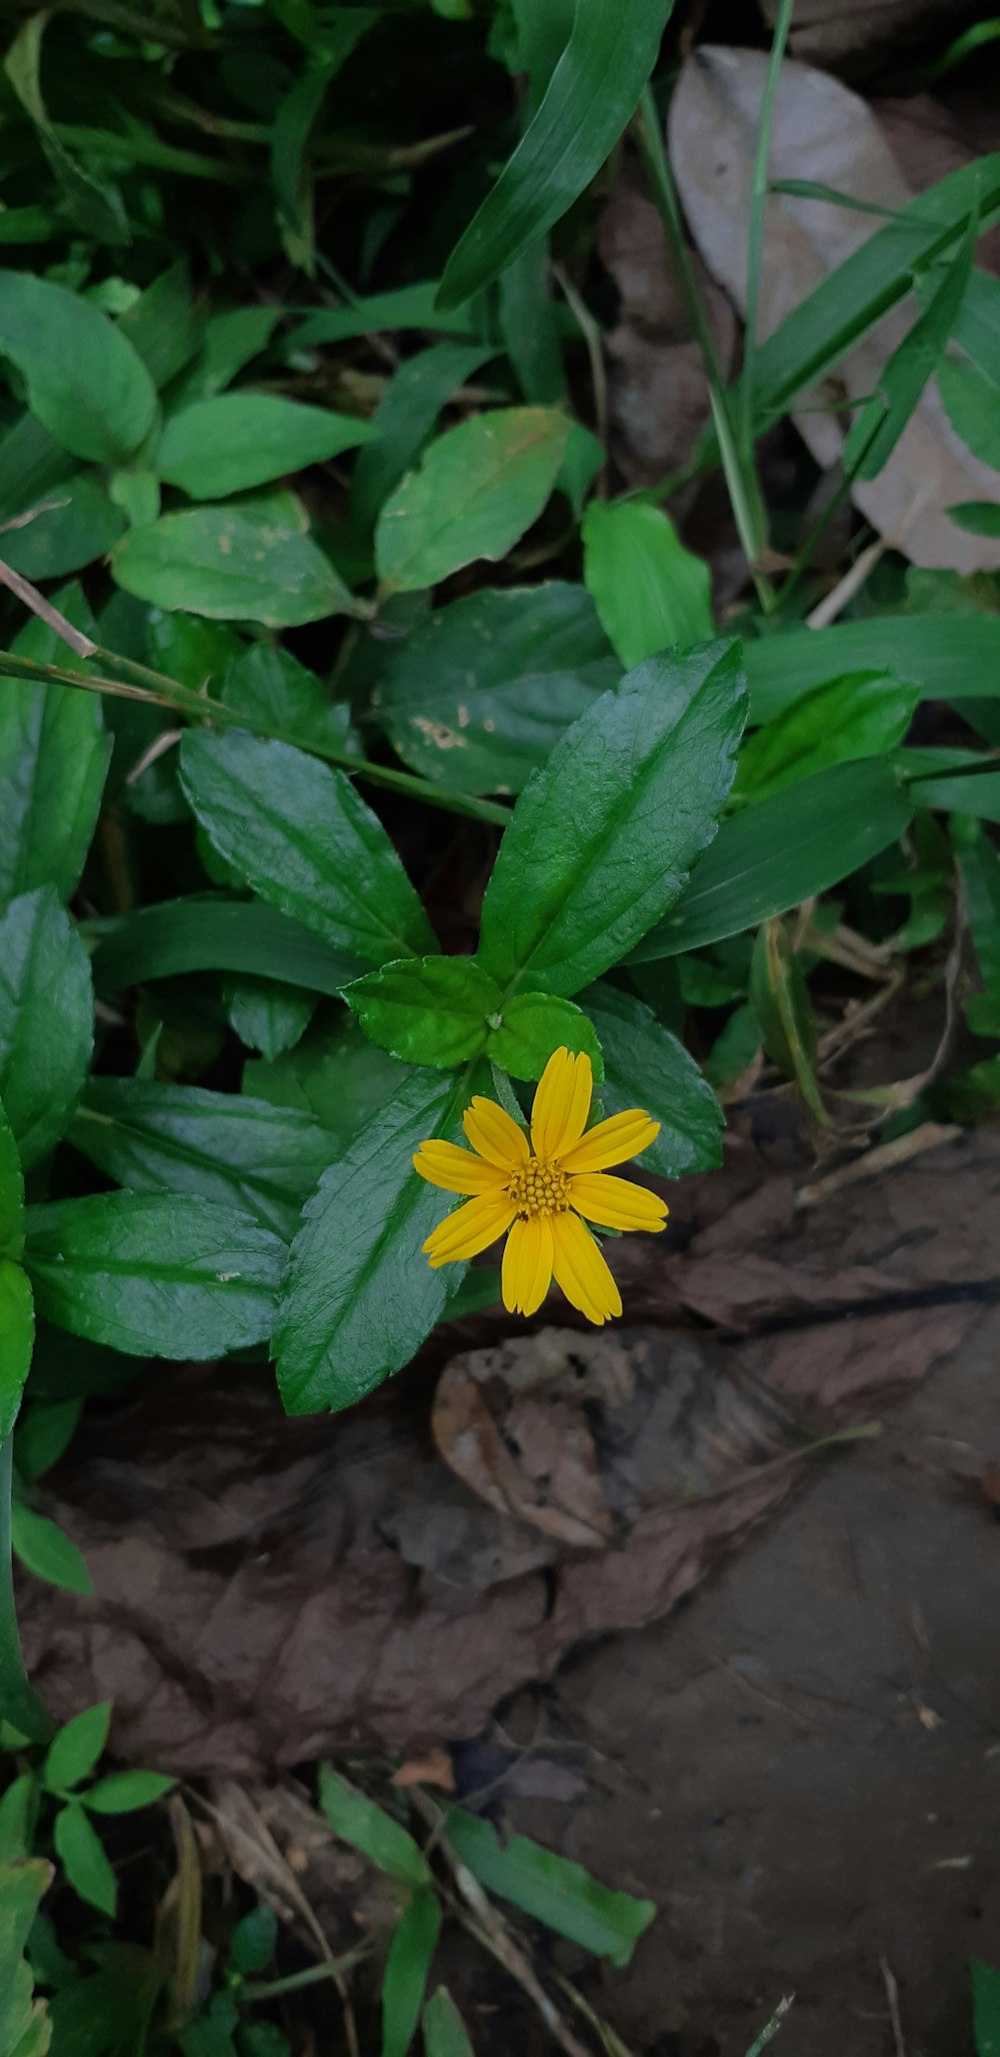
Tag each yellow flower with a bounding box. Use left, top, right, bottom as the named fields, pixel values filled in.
left=413, top=1045, right=667, bottom=1326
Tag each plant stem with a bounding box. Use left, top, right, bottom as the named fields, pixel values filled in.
left=633, top=87, right=775, bottom=611
left=0, top=1435, right=53, bottom=1745
left=739, top=0, right=796, bottom=462
left=242, top=1952, right=368, bottom=2003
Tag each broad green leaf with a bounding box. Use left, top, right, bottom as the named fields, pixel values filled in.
left=382, top=1890, right=442, bottom=2057
left=85, top=1771, right=175, bottom=1815
left=629, top=758, right=913, bottom=960
left=274, top=1070, right=462, bottom=1414
left=24, top=1194, right=284, bottom=1360
left=171, top=306, right=280, bottom=406
left=843, top=209, right=976, bottom=479
left=0, top=666, right=109, bottom=907
left=423, top=1988, right=475, bottom=2057
left=69, top=1081, right=333, bottom=1240
left=112, top=501, right=358, bottom=628
left=582, top=983, right=723, bottom=1176
left=373, top=582, right=618, bottom=796
left=0, top=1100, right=24, bottom=1259
left=949, top=500, right=1000, bottom=537
left=444, top=1809, right=655, bottom=1965
left=90, top=896, right=361, bottom=1000
left=0, top=270, right=155, bottom=464
left=44, top=1702, right=111, bottom=1794
left=53, top=1804, right=116, bottom=1917
left=350, top=342, right=496, bottom=532
left=246, top=1013, right=410, bottom=1152
left=11, top=1505, right=92, bottom=1597
left=221, top=643, right=355, bottom=758
left=180, top=731, right=435, bottom=965
left=118, top=262, right=205, bottom=390
left=1, top=474, right=126, bottom=581
left=744, top=616, right=1000, bottom=722
left=346, top=958, right=502, bottom=1068
left=973, top=1959, right=1000, bottom=2057
left=476, top=641, right=747, bottom=996
left=735, top=672, right=920, bottom=802
left=487, top=991, right=603, bottom=1081
left=287, top=284, right=480, bottom=352
left=157, top=393, right=376, bottom=500
left=317, top=1766, right=431, bottom=1886
left=375, top=407, right=570, bottom=592
left=224, top=979, right=316, bottom=1062
left=0, top=888, right=93, bottom=1169
left=582, top=501, right=712, bottom=667
left=749, top=922, right=827, bottom=1124
left=438, top=0, right=677, bottom=306
left=0, top=1260, right=33, bottom=1443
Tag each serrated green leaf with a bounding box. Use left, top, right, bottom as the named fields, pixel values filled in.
left=274, top=1071, right=462, bottom=1414
left=84, top=1771, right=175, bottom=1815
left=346, top=958, right=501, bottom=1068
left=317, top=1766, right=431, bottom=1886
left=736, top=671, right=920, bottom=803
left=582, top=501, right=712, bottom=668
left=581, top=984, right=722, bottom=1177
left=422, top=1988, right=475, bottom=2057
left=53, top=1804, right=116, bottom=1917
left=24, top=1195, right=283, bottom=1360
left=44, top=1702, right=112, bottom=1794
left=90, top=897, right=361, bottom=1001
left=69, top=1081, right=333, bottom=1240
left=443, top=1808, right=655, bottom=1966
left=487, top=992, right=603, bottom=1081
left=477, top=641, right=746, bottom=996
left=180, top=731, right=434, bottom=966
left=630, top=758, right=913, bottom=960
left=157, top=394, right=376, bottom=500
left=749, top=922, right=827, bottom=1124
left=382, top=1889, right=442, bottom=2057
left=0, top=270, right=155, bottom=464
left=11, top=1505, right=92, bottom=1597
left=375, top=408, right=570, bottom=592
left=112, top=501, right=358, bottom=628
left=372, top=582, right=618, bottom=796
left=438, top=0, right=677, bottom=306
left=0, top=887, right=93, bottom=1170
left=0, top=1261, right=34, bottom=1445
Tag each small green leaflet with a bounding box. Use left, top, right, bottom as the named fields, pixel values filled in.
left=317, top=1766, right=431, bottom=1886
left=582, top=983, right=722, bottom=1177
left=346, top=957, right=502, bottom=1068
left=933, top=268, right=1000, bottom=470
left=43, top=1701, right=112, bottom=1793
left=443, top=1808, right=655, bottom=1966
left=0, top=887, right=93, bottom=1170
left=375, top=407, right=570, bottom=592
left=582, top=500, right=712, bottom=667
left=156, top=393, right=377, bottom=500
left=0, top=269, right=155, bottom=464
left=118, top=262, right=205, bottom=390
left=53, top=1804, right=116, bottom=1917
left=11, top=1504, right=92, bottom=1596
left=382, top=1890, right=442, bottom=2057
left=488, top=991, right=603, bottom=1080
left=112, top=500, right=359, bottom=628
left=423, top=1989, right=475, bottom=2057
left=224, top=978, right=316, bottom=1062
left=85, top=1771, right=176, bottom=1815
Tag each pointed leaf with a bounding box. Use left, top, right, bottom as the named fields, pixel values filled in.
left=157, top=394, right=376, bottom=500
left=85, top=1771, right=175, bottom=1815
left=112, top=502, right=358, bottom=628
left=0, top=270, right=155, bottom=464
left=382, top=1889, right=442, bottom=2057
left=44, top=1702, right=111, bottom=1793
left=443, top=1808, right=654, bottom=1966
left=423, top=1988, right=475, bottom=2057
left=53, top=1804, right=116, bottom=1917
left=0, top=887, right=93, bottom=1169
left=11, top=1505, right=92, bottom=1597
left=583, top=501, right=712, bottom=667
left=91, top=896, right=361, bottom=1001
left=318, top=1766, right=431, bottom=1886
left=375, top=408, right=570, bottom=592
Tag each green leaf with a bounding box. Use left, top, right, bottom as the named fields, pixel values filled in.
left=274, top=1070, right=462, bottom=1414
left=443, top=1809, right=655, bottom=1966
left=317, top=1766, right=431, bottom=1886
left=90, top=896, right=360, bottom=1001
left=0, top=661, right=110, bottom=910
left=749, top=922, right=827, bottom=1124
left=172, top=307, right=280, bottom=407
left=973, top=1959, right=1000, bottom=2057
left=935, top=268, right=1000, bottom=468
left=476, top=641, right=747, bottom=996
left=221, top=643, right=355, bottom=758
left=382, top=1889, right=442, bottom=2057
left=0, top=1260, right=33, bottom=1444
left=948, top=500, right=1000, bottom=537
left=487, top=991, right=603, bottom=1081
left=10, top=1505, right=92, bottom=1597
left=287, top=284, right=480, bottom=353
left=15, top=1398, right=81, bottom=1483
left=180, top=731, right=434, bottom=967
left=499, top=237, right=565, bottom=405
left=350, top=342, right=496, bottom=533
left=374, top=407, right=570, bottom=592
left=157, top=394, right=376, bottom=501
left=0, top=1099, right=24, bottom=1260
left=346, top=958, right=501, bottom=1068
left=0, top=1856, right=52, bottom=2057
left=0, top=474, right=126, bottom=581
left=736, top=672, right=920, bottom=802
left=843, top=208, right=976, bottom=479
left=0, top=1774, right=39, bottom=1864
left=112, top=501, right=358, bottom=628
left=629, top=758, right=913, bottom=960
left=422, top=1988, right=475, bottom=2057
left=582, top=501, right=712, bottom=668
left=0, top=888, right=93, bottom=1170
left=228, top=1903, right=278, bottom=1975
left=744, top=615, right=1000, bottom=723
left=246, top=1013, right=410, bottom=1151
left=0, top=412, right=74, bottom=529
left=224, top=980, right=316, bottom=1062
left=44, top=1702, right=111, bottom=1793
left=581, top=983, right=723, bottom=1176
left=69, top=1081, right=333, bottom=1240
left=24, top=1194, right=283, bottom=1360
left=118, top=262, right=205, bottom=391
left=0, top=270, right=155, bottom=465
left=373, top=582, right=618, bottom=796
left=147, top=612, right=244, bottom=692
left=438, top=0, right=677, bottom=306
left=85, top=1771, right=176, bottom=1815
left=53, top=1803, right=116, bottom=1917
left=960, top=829, right=1000, bottom=1001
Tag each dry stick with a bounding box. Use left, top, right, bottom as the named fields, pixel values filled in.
left=797, top=1122, right=962, bottom=1208
left=0, top=556, right=98, bottom=661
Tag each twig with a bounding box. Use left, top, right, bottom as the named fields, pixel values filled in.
left=805, top=533, right=887, bottom=629
left=797, top=1123, right=962, bottom=1208
left=744, top=1995, right=794, bottom=2055
left=0, top=555, right=98, bottom=661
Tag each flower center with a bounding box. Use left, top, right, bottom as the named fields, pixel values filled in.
left=506, top=1156, right=571, bottom=1219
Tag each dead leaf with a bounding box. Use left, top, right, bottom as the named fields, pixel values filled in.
left=762, top=0, right=979, bottom=75
left=392, top=1750, right=455, bottom=1791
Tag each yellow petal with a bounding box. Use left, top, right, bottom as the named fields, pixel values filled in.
left=423, top=1192, right=517, bottom=1267
left=462, top=1096, right=529, bottom=1169
left=569, top=1172, right=668, bottom=1233
left=413, top=1141, right=509, bottom=1196
left=501, top=1215, right=554, bottom=1316
left=559, top=1108, right=660, bottom=1174
left=530, top=1046, right=593, bottom=1161
left=551, top=1211, right=622, bottom=1326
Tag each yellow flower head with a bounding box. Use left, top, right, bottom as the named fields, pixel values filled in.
left=413, top=1046, right=667, bottom=1326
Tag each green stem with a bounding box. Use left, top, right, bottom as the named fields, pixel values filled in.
left=0, top=1436, right=53, bottom=1746
left=633, top=88, right=775, bottom=611
left=739, top=0, right=796, bottom=462
left=242, top=1952, right=368, bottom=2004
